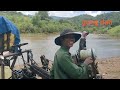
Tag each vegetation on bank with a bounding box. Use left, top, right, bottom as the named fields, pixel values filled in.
left=107, top=25, right=120, bottom=37
left=0, top=11, right=120, bottom=37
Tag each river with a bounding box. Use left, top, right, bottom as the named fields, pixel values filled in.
left=16, top=33, right=120, bottom=64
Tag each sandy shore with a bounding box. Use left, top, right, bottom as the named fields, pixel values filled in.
left=96, top=57, right=120, bottom=79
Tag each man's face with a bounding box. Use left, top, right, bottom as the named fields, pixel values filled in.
left=62, top=34, right=75, bottom=48
left=82, top=32, right=88, bottom=37
left=84, top=33, right=88, bottom=37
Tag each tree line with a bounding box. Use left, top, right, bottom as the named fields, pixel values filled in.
left=0, top=11, right=120, bottom=35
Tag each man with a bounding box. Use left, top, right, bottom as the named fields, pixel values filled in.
left=50, top=29, right=93, bottom=79
left=79, top=31, right=89, bottom=51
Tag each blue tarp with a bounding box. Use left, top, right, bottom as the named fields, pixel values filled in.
left=0, top=16, right=20, bottom=45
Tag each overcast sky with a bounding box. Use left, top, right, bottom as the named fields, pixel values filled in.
left=17, top=11, right=119, bottom=17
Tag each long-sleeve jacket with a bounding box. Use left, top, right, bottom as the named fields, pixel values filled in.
left=50, top=46, right=89, bottom=79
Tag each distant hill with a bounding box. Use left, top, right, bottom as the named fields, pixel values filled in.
left=96, top=12, right=120, bottom=27
left=0, top=11, right=120, bottom=34
left=63, top=12, right=120, bottom=27
left=0, top=11, right=24, bottom=16
left=50, top=16, right=69, bottom=20
left=65, top=14, right=95, bottom=28
left=2, top=11, right=119, bottom=28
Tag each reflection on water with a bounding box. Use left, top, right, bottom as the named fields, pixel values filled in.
left=18, top=34, right=120, bottom=64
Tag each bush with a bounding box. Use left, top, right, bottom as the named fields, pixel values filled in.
left=108, top=25, right=120, bottom=37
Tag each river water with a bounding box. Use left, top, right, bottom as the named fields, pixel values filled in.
left=16, top=33, right=120, bottom=64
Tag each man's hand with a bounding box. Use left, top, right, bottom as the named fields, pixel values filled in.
left=83, top=47, right=87, bottom=50
left=84, top=57, right=93, bottom=65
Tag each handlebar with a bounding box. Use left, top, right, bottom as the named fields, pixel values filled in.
left=12, top=43, right=28, bottom=48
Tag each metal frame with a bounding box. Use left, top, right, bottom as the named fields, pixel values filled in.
left=0, top=43, right=31, bottom=79
left=0, top=42, right=50, bottom=79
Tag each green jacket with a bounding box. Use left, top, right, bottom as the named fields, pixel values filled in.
left=50, top=46, right=89, bottom=79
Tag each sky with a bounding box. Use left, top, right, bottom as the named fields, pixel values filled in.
left=17, top=11, right=119, bottom=17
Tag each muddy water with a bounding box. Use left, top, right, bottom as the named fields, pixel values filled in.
left=15, top=33, right=120, bottom=65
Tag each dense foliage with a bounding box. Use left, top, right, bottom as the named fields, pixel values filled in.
left=0, top=11, right=120, bottom=36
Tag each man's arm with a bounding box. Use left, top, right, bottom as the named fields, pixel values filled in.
left=58, top=53, right=89, bottom=79
left=79, top=38, right=86, bottom=50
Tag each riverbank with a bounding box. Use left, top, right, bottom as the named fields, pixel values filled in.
left=21, top=33, right=120, bottom=41
left=96, top=57, right=120, bottom=79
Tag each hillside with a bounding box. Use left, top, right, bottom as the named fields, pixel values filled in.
left=65, top=12, right=120, bottom=28
left=0, top=11, right=120, bottom=34
left=50, top=16, right=69, bottom=20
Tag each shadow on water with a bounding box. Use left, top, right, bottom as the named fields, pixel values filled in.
left=17, top=33, right=120, bottom=65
